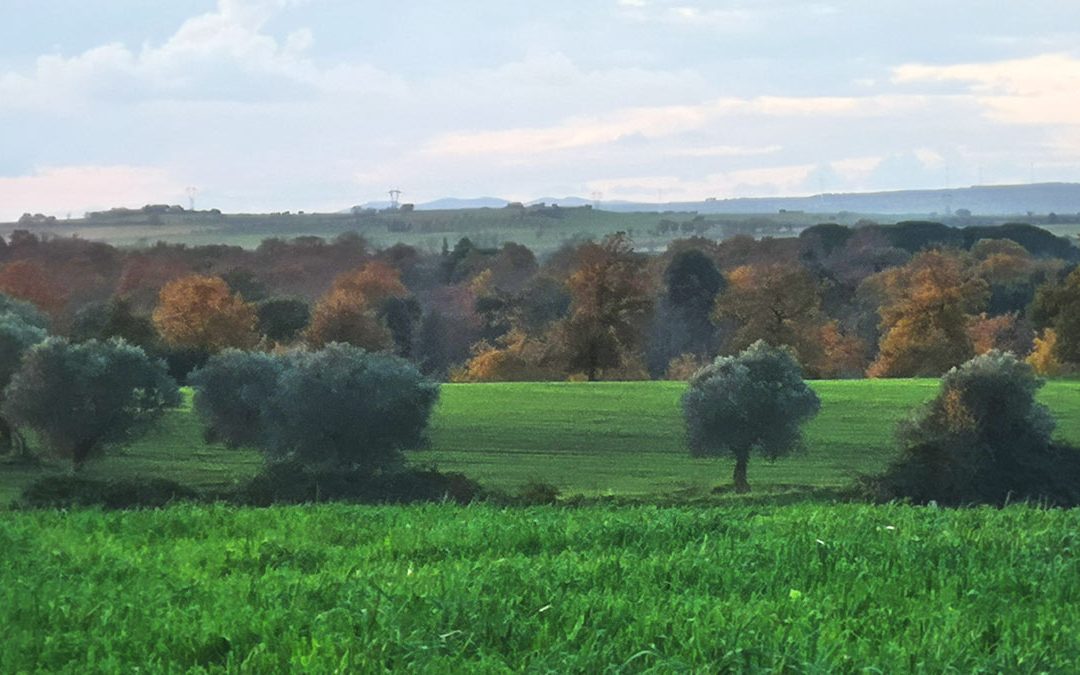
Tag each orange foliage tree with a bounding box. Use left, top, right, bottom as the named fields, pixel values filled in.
left=306, top=261, right=407, bottom=350
left=452, top=329, right=558, bottom=382
left=0, top=261, right=67, bottom=317
left=866, top=251, right=988, bottom=377
left=713, top=263, right=853, bottom=377
left=152, top=275, right=258, bottom=351
left=554, top=233, right=652, bottom=381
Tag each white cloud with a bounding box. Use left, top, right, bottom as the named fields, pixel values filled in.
left=892, top=53, right=1080, bottom=126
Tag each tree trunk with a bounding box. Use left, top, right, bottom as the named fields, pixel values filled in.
left=733, top=454, right=750, bottom=493
left=72, top=441, right=94, bottom=472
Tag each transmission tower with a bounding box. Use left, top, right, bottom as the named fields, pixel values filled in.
left=186, top=186, right=198, bottom=211
left=388, top=189, right=402, bottom=209
left=591, top=191, right=603, bottom=208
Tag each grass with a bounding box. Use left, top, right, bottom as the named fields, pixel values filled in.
left=4, top=379, right=1080, bottom=506
left=3, top=502, right=1080, bottom=672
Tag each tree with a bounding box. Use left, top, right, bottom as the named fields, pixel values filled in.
left=1031, top=267, right=1080, bottom=366
left=3, top=338, right=180, bottom=469
left=866, top=250, right=988, bottom=377
left=153, top=275, right=259, bottom=352
left=306, top=262, right=408, bottom=350
left=681, top=341, right=821, bottom=493
left=453, top=329, right=557, bottom=382
left=556, top=233, right=652, bottom=380
left=0, top=260, right=66, bottom=317
left=190, top=344, right=439, bottom=473
left=870, top=351, right=1080, bottom=505
left=256, top=297, right=310, bottom=343
left=0, top=309, right=48, bottom=454
left=189, top=350, right=285, bottom=448
left=648, top=249, right=724, bottom=375
left=713, top=263, right=831, bottom=376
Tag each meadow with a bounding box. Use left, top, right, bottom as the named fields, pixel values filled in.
left=5, top=378, right=1080, bottom=506
left=3, top=502, right=1079, bottom=672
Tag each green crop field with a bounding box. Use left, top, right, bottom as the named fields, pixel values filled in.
left=3, top=502, right=1079, bottom=672
left=4, top=379, right=1080, bottom=506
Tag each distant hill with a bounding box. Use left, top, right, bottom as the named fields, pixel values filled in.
left=634, top=183, right=1080, bottom=216
left=351, top=183, right=1080, bottom=216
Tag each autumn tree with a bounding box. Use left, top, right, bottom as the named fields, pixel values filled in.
left=306, top=261, right=408, bottom=350
left=554, top=233, right=652, bottom=380
left=1030, top=267, right=1080, bottom=366
left=152, top=275, right=259, bottom=352
left=866, top=251, right=988, bottom=377
left=713, top=263, right=836, bottom=376
left=0, top=260, right=66, bottom=317
left=452, top=329, right=557, bottom=382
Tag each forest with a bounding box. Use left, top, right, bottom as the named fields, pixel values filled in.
left=1, top=219, right=1078, bottom=385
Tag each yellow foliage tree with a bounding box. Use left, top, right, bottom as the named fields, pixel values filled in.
left=866, top=251, right=988, bottom=378
left=452, top=329, right=558, bottom=382
left=152, top=275, right=258, bottom=351
left=1027, top=328, right=1065, bottom=376
left=306, top=261, right=407, bottom=350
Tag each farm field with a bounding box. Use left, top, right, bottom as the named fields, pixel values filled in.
left=4, top=379, right=1080, bottom=506
left=3, top=502, right=1079, bottom=671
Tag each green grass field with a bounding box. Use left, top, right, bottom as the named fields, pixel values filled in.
left=5, top=379, right=1080, bottom=506
left=4, top=502, right=1079, bottom=672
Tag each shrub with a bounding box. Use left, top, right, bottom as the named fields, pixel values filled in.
left=15, top=475, right=198, bottom=510
left=868, top=350, right=1080, bottom=506
left=682, top=341, right=820, bottom=493
left=236, top=460, right=482, bottom=506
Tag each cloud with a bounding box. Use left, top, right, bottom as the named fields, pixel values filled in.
left=0, top=0, right=403, bottom=108
left=0, top=166, right=185, bottom=221
left=892, top=53, right=1080, bottom=126
left=425, top=95, right=927, bottom=158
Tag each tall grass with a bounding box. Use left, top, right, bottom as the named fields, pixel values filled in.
left=3, top=503, right=1078, bottom=672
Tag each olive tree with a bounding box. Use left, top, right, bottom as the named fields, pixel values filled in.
left=2, top=338, right=180, bottom=469
left=0, top=308, right=48, bottom=454
left=191, top=343, right=439, bottom=473
left=189, top=349, right=285, bottom=448
left=681, top=340, right=821, bottom=492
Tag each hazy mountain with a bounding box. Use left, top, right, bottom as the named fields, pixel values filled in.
left=349, top=183, right=1080, bottom=216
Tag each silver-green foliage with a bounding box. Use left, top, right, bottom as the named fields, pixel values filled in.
left=192, top=343, right=440, bottom=472
left=2, top=338, right=180, bottom=467
left=682, top=341, right=820, bottom=460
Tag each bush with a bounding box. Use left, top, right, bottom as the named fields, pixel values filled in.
left=15, top=475, right=198, bottom=510
left=681, top=341, right=820, bottom=493
left=235, top=460, right=482, bottom=506
left=868, top=350, right=1080, bottom=506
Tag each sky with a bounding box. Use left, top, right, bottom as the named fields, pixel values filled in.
left=2, top=0, right=1080, bottom=219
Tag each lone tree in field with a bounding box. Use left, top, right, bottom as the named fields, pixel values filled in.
left=870, top=350, right=1080, bottom=505
left=681, top=341, right=821, bottom=493
left=191, top=343, right=439, bottom=473
left=2, top=338, right=180, bottom=469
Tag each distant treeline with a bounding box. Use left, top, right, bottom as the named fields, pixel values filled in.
left=0, top=219, right=1078, bottom=381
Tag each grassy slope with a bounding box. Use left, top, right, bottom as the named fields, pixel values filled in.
left=3, top=503, right=1080, bottom=672
left=4, top=379, right=1080, bottom=505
